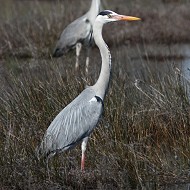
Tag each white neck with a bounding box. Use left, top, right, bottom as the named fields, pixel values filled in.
left=92, top=19, right=111, bottom=100
left=88, top=0, right=101, bottom=23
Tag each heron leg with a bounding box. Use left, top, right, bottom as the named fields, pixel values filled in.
left=85, top=47, right=90, bottom=74
left=75, top=43, right=82, bottom=70
left=46, top=157, right=50, bottom=179
left=81, top=137, right=88, bottom=171
left=85, top=57, right=89, bottom=74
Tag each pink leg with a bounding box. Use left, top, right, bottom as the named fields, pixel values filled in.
left=81, top=152, right=85, bottom=171
left=81, top=137, right=88, bottom=171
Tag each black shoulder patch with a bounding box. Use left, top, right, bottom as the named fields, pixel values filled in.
left=98, top=10, right=112, bottom=16
left=85, top=18, right=90, bottom=23
left=95, top=96, right=104, bottom=107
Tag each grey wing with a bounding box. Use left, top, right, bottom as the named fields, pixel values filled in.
left=39, top=88, right=103, bottom=157
left=55, top=15, right=92, bottom=53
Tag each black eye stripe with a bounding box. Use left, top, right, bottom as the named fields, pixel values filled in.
left=98, top=10, right=112, bottom=16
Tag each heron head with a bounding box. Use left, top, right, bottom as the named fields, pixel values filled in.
left=97, top=10, right=141, bottom=23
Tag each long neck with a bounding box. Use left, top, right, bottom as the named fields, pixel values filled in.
left=92, top=20, right=111, bottom=100
left=88, top=0, right=101, bottom=23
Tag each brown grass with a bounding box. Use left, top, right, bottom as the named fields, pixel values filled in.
left=0, top=0, right=190, bottom=189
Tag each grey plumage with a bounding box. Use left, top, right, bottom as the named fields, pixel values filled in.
left=39, top=87, right=103, bottom=158
left=53, top=15, right=92, bottom=57
left=38, top=10, right=140, bottom=170
left=53, top=0, right=101, bottom=57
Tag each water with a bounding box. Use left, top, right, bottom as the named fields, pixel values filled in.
left=113, top=42, right=190, bottom=79
left=180, top=45, right=190, bottom=80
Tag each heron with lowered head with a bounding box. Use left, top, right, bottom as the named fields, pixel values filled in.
left=38, top=10, right=140, bottom=171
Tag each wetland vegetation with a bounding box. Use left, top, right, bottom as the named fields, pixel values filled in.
left=0, top=0, right=190, bottom=189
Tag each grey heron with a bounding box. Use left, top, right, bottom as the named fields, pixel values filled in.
left=53, top=0, right=102, bottom=73
left=39, top=10, right=140, bottom=171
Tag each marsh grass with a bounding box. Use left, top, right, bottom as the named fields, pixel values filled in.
left=0, top=0, right=190, bottom=189
left=1, top=53, right=189, bottom=189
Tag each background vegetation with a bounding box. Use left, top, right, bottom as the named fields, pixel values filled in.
left=0, top=0, right=190, bottom=189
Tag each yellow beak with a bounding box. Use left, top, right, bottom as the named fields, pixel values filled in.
left=113, top=15, right=141, bottom=21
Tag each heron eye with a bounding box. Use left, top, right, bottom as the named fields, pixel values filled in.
left=107, top=14, right=112, bottom=18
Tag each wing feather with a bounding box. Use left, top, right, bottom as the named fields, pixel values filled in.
left=56, top=14, right=92, bottom=51
left=39, top=88, right=103, bottom=157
